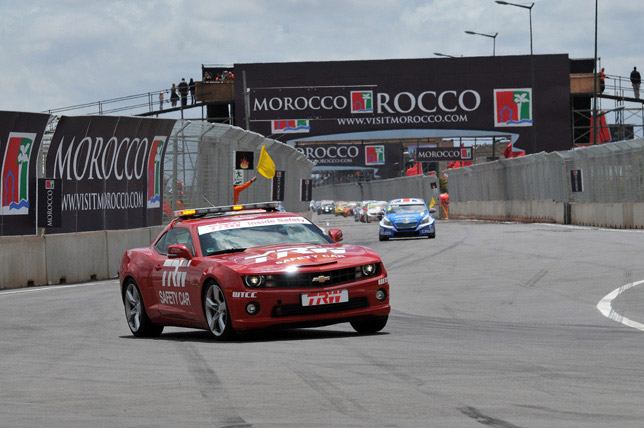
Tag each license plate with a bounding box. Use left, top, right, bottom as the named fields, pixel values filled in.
left=301, top=289, right=349, bottom=307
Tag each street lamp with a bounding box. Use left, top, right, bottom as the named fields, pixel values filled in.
left=496, top=0, right=536, bottom=154
left=434, top=52, right=460, bottom=58
left=464, top=31, right=498, bottom=56
left=495, top=1, right=534, bottom=55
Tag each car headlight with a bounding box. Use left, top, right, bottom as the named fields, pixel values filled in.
left=382, top=217, right=392, bottom=226
left=355, top=263, right=378, bottom=279
left=362, top=263, right=377, bottom=276
left=244, top=275, right=265, bottom=287
left=419, top=215, right=431, bottom=226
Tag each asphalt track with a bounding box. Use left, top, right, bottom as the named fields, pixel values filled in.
left=2, top=215, right=644, bottom=427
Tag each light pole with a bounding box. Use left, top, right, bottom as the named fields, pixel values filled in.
left=464, top=31, right=498, bottom=56
left=592, top=0, right=598, bottom=144
left=495, top=1, right=533, bottom=54
left=496, top=0, right=536, bottom=154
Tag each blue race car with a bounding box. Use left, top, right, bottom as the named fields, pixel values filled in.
left=379, top=198, right=436, bottom=241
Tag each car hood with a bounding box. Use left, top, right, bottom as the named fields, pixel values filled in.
left=214, top=243, right=380, bottom=273
left=385, top=212, right=433, bottom=224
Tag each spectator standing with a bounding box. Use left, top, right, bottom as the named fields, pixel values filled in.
left=599, top=68, right=605, bottom=93
left=170, top=84, right=179, bottom=107
left=631, top=67, right=641, bottom=99
left=189, top=78, right=196, bottom=104
left=159, top=91, right=164, bottom=110
left=178, top=78, right=189, bottom=107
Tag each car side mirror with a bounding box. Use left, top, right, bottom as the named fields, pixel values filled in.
left=328, top=228, right=343, bottom=242
left=429, top=207, right=437, bottom=214
left=167, top=244, right=193, bottom=259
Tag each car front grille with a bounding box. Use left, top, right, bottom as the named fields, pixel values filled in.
left=271, top=297, right=369, bottom=317
left=394, top=221, right=418, bottom=230
left=270, top=267, right=361, bottom=288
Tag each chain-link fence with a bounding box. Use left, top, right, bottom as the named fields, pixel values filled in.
left=447, top=138, right=644, bottom=204
left=165, top=121, right=314, bottom=215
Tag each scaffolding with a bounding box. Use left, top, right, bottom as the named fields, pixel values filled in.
left=572, top=72, right=644, bottom=146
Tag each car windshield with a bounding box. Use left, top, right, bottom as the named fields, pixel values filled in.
left=198, top=221, right=332, bottom=256
left=387, top=204, right=427, bottom=214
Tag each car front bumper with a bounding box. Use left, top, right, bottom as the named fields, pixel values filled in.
left=227, top=274, right=391, bottom=331
left=379, top=223, right=435, bottom=237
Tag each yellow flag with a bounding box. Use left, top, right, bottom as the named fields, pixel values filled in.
left=257, top=144, right=275, bottom=178
left=429, top=198, right=436, bottom=208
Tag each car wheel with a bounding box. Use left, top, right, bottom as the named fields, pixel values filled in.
left=428, top=233, right=436, bottom=239
left=379, top=235, right=389, bottom=241
left=350, top=315, right=388, bottom=334
left=123, top=279, right=163, bottom=337
left=203, top=282, right=235, bottom=340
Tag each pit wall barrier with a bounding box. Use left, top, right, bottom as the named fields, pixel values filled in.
left=450, top=200, right=644, bottom=229
left=312, top=175, right=442, bottom=217
left=0, top=226, right=163, bottom=290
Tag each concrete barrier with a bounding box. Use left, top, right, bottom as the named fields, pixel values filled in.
left=634, top=203, right=644, bottom=229
left=451, top=200, right=565, bottom=224
left=0, top=235, right=46, bottom=290
left=0, top=225, right=165, bottom=290
left=45, top=231, right=109, bottom=285
left=107, top=229, right=154, bottom=278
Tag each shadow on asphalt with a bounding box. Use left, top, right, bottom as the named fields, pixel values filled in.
left=120, top=328, right=388, bottom=343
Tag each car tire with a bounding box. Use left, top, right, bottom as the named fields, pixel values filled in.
left=379, top=235, right=389, bottom=241
left=203, top=282, right=235, bottom=340
left=350, top=315, right=388, bottom=334
left=428, top=233, right=436, bottom=239
left=123, top=279, right=164, bottom=337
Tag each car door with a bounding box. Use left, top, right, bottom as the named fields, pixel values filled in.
left=151, top=227, right=202, bottom=322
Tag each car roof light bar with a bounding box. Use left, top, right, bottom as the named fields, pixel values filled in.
left=174, top=201, right=281, bottom=219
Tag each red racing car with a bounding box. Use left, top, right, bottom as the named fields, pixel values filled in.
left=119, top=202, right=390, bottom=340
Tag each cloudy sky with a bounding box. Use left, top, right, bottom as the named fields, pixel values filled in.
left=0, top=0, right=639, bottom=114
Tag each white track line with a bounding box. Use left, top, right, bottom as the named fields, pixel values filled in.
left=597, top=279, right=644, bottom=332
left=0, top=280, right=115, bottom=297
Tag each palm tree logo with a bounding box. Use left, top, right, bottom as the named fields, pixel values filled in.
left=513, top=91, right=531, bottom=121
left=17, top=142, right=32, bottom=203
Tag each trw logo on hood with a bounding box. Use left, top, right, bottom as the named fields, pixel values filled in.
left=244, top=246, right=346, bottom=264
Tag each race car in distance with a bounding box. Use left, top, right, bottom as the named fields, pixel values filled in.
left=362, top=201, right=387, bottom=223
left=119, top=202, right=390, bottom=340
left=334, top=201, right=348, bottom=216
left=379, top=198, right=436, bottom=241
left=317, top=200, right=335, bottom=215
left=355, top=200, right=374, bottom=222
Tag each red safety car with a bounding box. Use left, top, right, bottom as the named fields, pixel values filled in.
left=119, top=202, right=390, bottom=340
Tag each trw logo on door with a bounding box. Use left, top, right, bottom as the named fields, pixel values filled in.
left=161, top=259, right=192, bottom=287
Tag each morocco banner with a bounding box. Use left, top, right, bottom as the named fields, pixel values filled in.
left=45, top=116, right=176, bottom=232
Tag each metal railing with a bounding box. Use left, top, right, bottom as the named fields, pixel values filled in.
left=43, top=86, right=206, bottom=117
